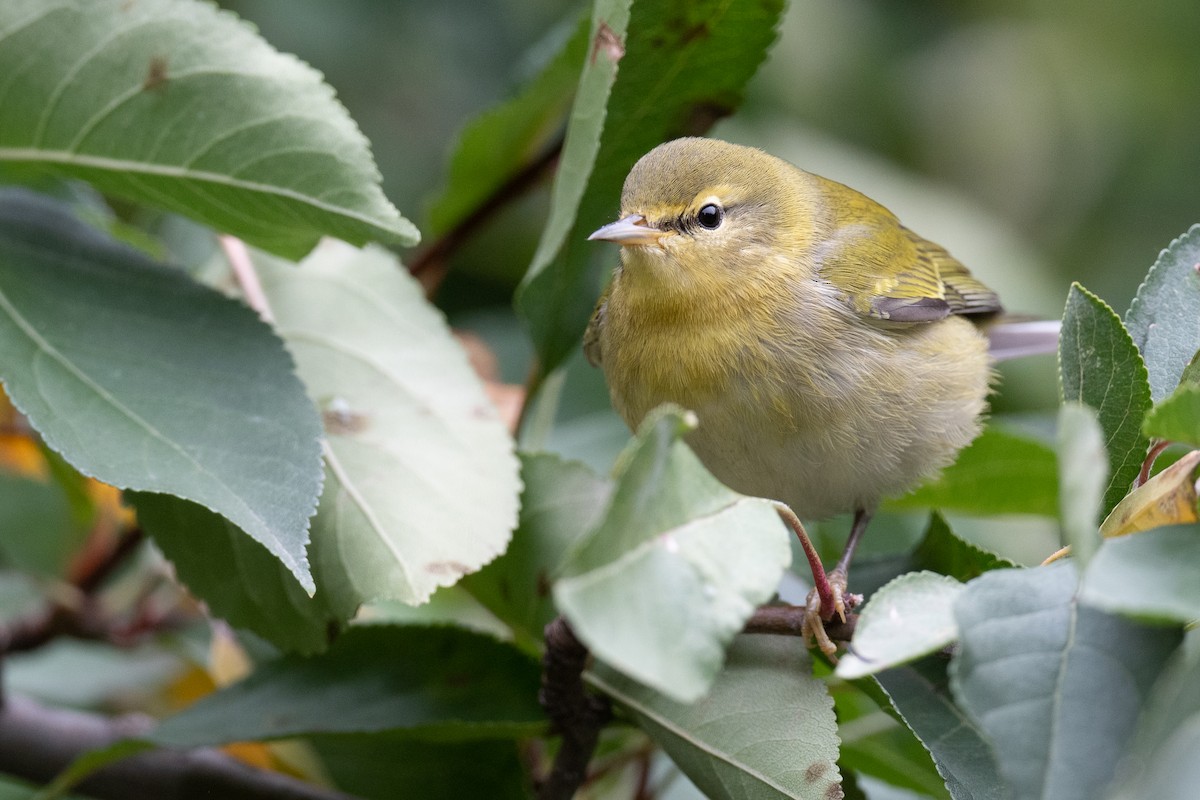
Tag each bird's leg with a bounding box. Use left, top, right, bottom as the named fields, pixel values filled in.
left=773, top=502, right=839, bottom=655
left=822, top=507, right=872, bottom=625
left=772, top=503, right=871, bottom=656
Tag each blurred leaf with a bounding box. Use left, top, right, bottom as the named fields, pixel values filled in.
left=133, top=493, right=338, bottom=655
left=889, top=428, right=1058, bottom=517
left=255, top=242, right=521, bottom=610
left=0, top=0, right=416, bottom=258
left=462, top=452, right=612, bottom=644
left=911, top=512, right=1016, bottom=582
left=1056, top=403, right=1107, bottom=567
left=876, top=659, right=1009, bottom=800
left=1143, top=385, right=1200, bottom=447
left=1079, top=525, right=1200, bottom=624
left=152, top=624, right=544, bottom=746
left=1099, top=450, right=1200, bottom=539
left=0, top=570, right=44, bottom=622
left=0, top=472, right=81, bottom=577
left=517, top=0, right=785, bottom=372
left=589, top=635, right=842, bottom=800
left=426, top=15, right=588, bottom=236
left=1107, top=639, right=1200, bottom=800
left=1180, top=349, right=1200, bottom=388
left=837, top=572, right=964, bottom=679
left=0, top=189, right=322, bottom=590
left=950, top=563, right=1180, bottom=800
left=554, top=406, right=790, bottom=702
left=314, top=735, right=529, bottom=800
left=1059, top=283, right=1152, bottom=515
left=1124, top=224, right=1200, bottom=403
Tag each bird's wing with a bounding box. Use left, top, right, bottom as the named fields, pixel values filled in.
left=814, top=177, right=1002, bottom=323
left=583, top=289, right=607, bottom=367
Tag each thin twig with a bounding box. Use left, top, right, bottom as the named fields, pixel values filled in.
left=743, top=604, right=858, bottom=643
left=1135, top=439, right=1171, bottom=488
left=219, top=235, right=275, bottom=323
left=408, top=138, right=563, bottom=296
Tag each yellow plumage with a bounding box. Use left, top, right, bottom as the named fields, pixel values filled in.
left=586, top=137, right=999, bottom=521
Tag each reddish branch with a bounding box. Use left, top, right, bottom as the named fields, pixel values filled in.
left=407, top=139, right=563, bottom=295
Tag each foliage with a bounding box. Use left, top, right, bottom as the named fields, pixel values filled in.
left=0, top=1, right=1197, bottom=799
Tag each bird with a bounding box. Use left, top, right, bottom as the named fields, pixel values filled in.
left=584, top=136, right=1043, bottom=654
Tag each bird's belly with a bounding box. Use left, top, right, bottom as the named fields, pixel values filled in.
left=605, top=316, right=990, bottom=519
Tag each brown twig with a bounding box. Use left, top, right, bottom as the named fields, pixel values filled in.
left=408, top=138, right=563, bottom=296
left=537, top=616, right=612, bottom=800
left=0, top=695, right=354, bottom=800
left=1135, top=439, right=1172, bottom=488
left=743, top=604, right=858, bottom=643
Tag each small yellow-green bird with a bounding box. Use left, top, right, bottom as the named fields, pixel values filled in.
left=585, top=137, right=1048, bottom=653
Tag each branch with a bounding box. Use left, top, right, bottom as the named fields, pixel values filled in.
left=0, top=695, right=354, bottom=800
left=743, top=604, right=858, bottom=643
left=537, top=616, right=611, bottom=800
left=408, top=139, right=562, bottom=295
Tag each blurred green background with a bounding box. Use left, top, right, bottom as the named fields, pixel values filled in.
left=219, top=0, right=1199, bottom=563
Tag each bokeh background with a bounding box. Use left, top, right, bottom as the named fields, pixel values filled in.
left=219, top=0, right=1200, bottom=563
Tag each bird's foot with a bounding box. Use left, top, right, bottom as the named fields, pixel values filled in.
left=801, top=569, right=862, bottom=657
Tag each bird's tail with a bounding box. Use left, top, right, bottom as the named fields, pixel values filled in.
left=984, top=318, right=1062, bottom=362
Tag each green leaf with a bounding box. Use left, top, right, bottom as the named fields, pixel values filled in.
left=313, top=735, right=529, bottom=800
left=950, top=563, right=1180, bottom=800
left=837, top=572, right=964, bottom=679
left=889, top=428, right=1059, bottom=517
left=426, top=15, right=588, bottom=236
left=1079, top=524, right=1200, bottom=624
left=554, top=406, right=791, bottom=702
left=1124, top=224, right=1200, bottom=403
left=0, top=471, right=83, bottom=577
left=0, top=0, right=416, bottom=258
left=1059, top=283, right=1153, bottom=515
left=152, top=624, right=544, bottom=746
left=589, top=635, right=842, bottom=800
left=1143, top=384, right=1200, bottom=447
left=462, top=452, right=612, bottom=644
left=0, top=189, right=322, bottom=590
left=255, top=242, right=521, bottom=611
left=911, top=512, right=1016, bottom=583
left=517, top=0, right=786, bottom=372
left=132, top=493, right=338, bottom=654
left=875, top=659, right=1010, bottom=800
left=1107, top=639, right=1200, bottom=800
left=1056, top=402, right=1107, bottom=567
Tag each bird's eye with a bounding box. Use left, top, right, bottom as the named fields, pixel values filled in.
left=696, top=203, right=723, bottom=230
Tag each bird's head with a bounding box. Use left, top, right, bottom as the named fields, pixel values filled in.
left=588, top=138, right=819, bottom=291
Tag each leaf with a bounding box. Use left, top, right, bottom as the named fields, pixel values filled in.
left=1098, top=450, right=1200, bottom=539
left=426, top=15, right=588, bottom=236
left=889, top=428, right=1058, bottom=517
left=0, top=0, right=416, bottom=259
left=0, top=471, right=82, bottom=577
left=1056, top=403, right=1107, bottom=567
left=1143, top=385, right=1200, bottom=447
left=950, top=562, right=1181, bottom=800
left=554, top=406, right=791, bottom=702
left=132, top=493, right=338, bottom=654
left=1059, top=283, right=1153, bottom=515
left=911, top=512, right=1016, bottom=583
left=837, top=572, right=964, bottom=679
left=1107, top=639, right=1200, bottom=800
left=255, top=241, right=521, bottom=611
left=517, top=0, right=786, bottom=372
left=1124, top=224, right=1200, bottom=403
left=589, top=635, right=842, bottom=800
left=0, top=189, right=322, bottom=590
left=1079, top=524, right=1200, bottom=624
left=313, top=735, right=529, bottom=800
left=152, top=624, right=545, bottom=746
left=875, top=659, right=1010, bottom=800
left=462, top=452, right=612, bottom=644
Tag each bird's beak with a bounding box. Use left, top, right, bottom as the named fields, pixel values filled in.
left=588, top=214, right=667, bottom=246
